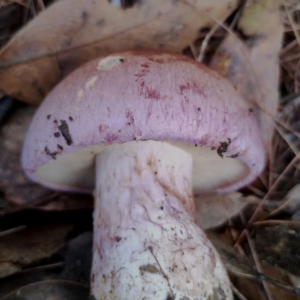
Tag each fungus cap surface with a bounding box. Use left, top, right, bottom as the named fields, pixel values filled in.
left=22, top=50, right=265, bottom=194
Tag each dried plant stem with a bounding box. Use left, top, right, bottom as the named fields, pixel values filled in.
left=273, top=123, right=299, bottom=155
left=235, top=152, right=300, bottom=248
left=231, top=284, right=249, bottom=300
left=284, top=4, right=300, bottom=48
left=21, top=261, right=65, bottom=273
left=239, top=212, right=274, bottom=300
left=0, top=192, right=59, bottom=217
left=251, top=220, right=300, bottom=226
left=37, top=0, right=45, bottom=10
left=250, top=152, right=300, bottom=223
left=0, top=225, right=26, bottom=237
left=197, top=4, right=238, bottom=62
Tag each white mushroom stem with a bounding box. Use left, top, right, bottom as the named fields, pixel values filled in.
left=91, top=141, right=233, bottom=300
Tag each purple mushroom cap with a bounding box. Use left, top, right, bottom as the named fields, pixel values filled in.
left=22, top=50, right=265, bottom=195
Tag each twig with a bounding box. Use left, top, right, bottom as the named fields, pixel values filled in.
left=0, top=192, right=60, bottom=217
left=0, top=225, right=26, bottom=237
left=231, top=284, right=249, bottom=300
left=235, top=152, right=300, bottom=246
left=251, top=220, right=300, bottom=226
left=239, top=212, right=274, bottom=300
left=21, top=261, right=65, bottom=273
left=257, top=274, right=300, bottom=296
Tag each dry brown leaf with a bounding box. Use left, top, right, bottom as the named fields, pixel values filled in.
left=0, top=1, right=26, bottom=8
left=254, top=223, right=300, bottom=277
left=0, top=223, right=73, bottom=279
left=195, top=192, right=257, bottom=229
left=0, top=104, right=49, bottom=204
left=230, top=262, right=298, bottom=300
left=0, top=280, right=89, bottom=300
left=0, top=231, right=93, bottom=297
left=207, top=231, right=257, bottom=277
left=209, top=232, right=298, bottom=299
left=238, top=0, right=284, bottom=36
left=282, top=184, right=300, bottom=215
left=210, top=0, right=283, bottom=154
left=0, top=0, right=238, bottom=104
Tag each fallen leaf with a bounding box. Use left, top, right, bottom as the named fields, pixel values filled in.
left=207, top=231, right=257, bottom=277
left=0, top=104, right=49, bottom=204
left=0, top=262, right=21, bottom=279
left=60, top=231, right=92, bottom=284
left=0, top=229, right=93, bottom=297
left=0, top=223, right=73, bottom=278
left=0, top=280, right=89, bottom=300
left=283, top=185, right=300, bottom=215
left=195, top=192, right=258, bottom=229
left=0, top=0, right=238, bottom=104
left=230, top=262, right=298, bottom=300
left=209, top=231, right=299, bottom=299
left=210, top=0, right=283, bottom=153
left=238, top=0, right=283, bottom=36
left=253, top=223, right=300, bottom=277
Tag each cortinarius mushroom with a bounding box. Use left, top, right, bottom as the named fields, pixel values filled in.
left=22, top=50, right=265, bottom=299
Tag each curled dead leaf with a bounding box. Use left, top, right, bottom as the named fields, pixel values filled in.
left=0, top=223, right=74, bottom=279
left=210, top=0, right=283, bottom=155
left=0, top=0, right=238, bottom=104
left=195, top=192, right=258, bottom=229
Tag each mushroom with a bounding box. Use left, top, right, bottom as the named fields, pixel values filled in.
left=22, top=50, right=265, bottom=299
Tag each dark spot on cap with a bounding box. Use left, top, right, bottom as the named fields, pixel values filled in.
left=195, top=144, right=197, bottom=147
left=105, top=133, right=118, bottom=143
left=217, top=138, right=231, bottom=158
left=57, top=144, right=64, bottom=151
left=69, top=116, right=73, bottom=121
left=47, top=115, right=51, bottom=119
left=160, top=206, right=164, bottom=210
left=119, top=58, right=124, bottom=63
left=115, top=236, right=122, bottom=242
left=145, top=87, right=160, bottom=100
left=58, top=120, right=73, bottom=145
left=249, top=108, right=253, bottom=112
left=45, top=146, right=57, bottom=160
left=54, top=132, right=60, bottom=138
left=179, top=82, right=205, bottom=97
left=54, top=120, right=58, bottom=124
left=126, top=110, right=134, bottom=124
left=228, top=152, right=239, bottom=158
left=82, top=11, right=89, bottom=21
left=197, top=107, right=201, bottom=111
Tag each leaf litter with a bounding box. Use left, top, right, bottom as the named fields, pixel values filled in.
left=1, top=0, right=300, bottom=299
left=0, top=0, right=238, bottom=104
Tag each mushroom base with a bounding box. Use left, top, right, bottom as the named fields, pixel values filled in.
left=91, top=141, right=233, bottom=300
